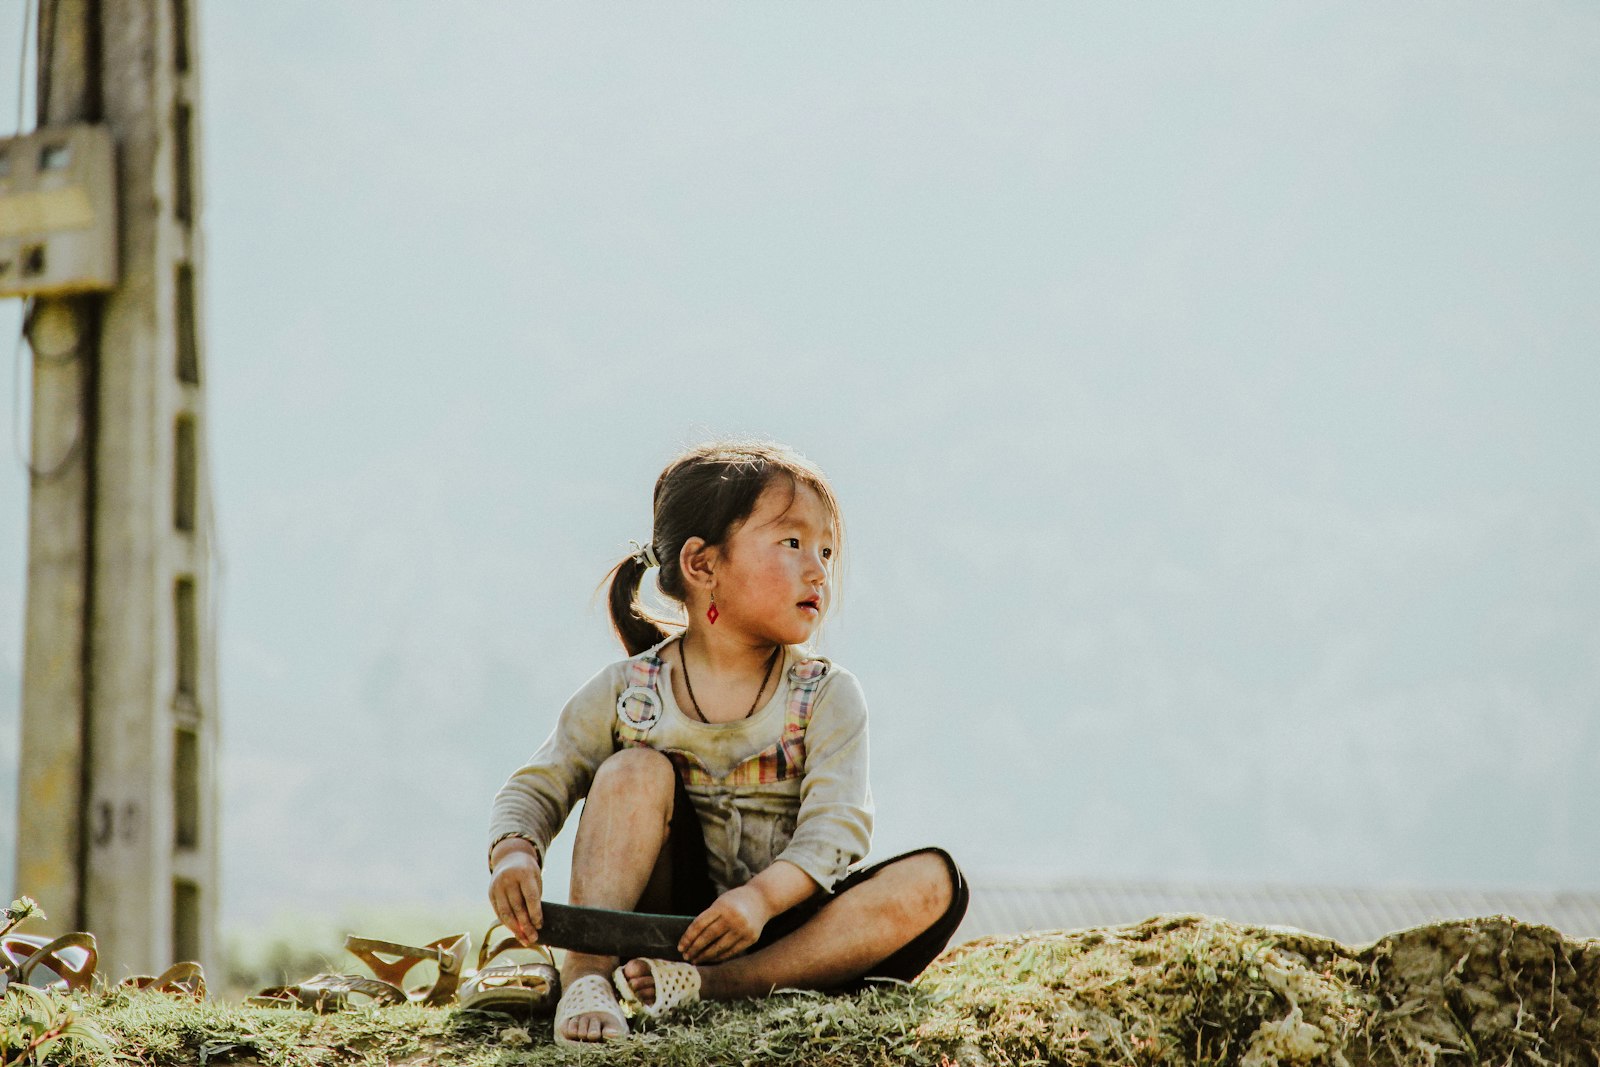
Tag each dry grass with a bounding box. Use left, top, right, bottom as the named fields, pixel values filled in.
left=5, top=914, right=1598, bottom=1066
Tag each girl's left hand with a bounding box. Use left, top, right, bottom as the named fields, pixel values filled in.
left=679, top=886, right=771, bottom=963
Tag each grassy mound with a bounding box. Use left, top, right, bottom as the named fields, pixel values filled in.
left=4, top=914, right=1597, bottom=1066
left=924, top=914, right=1600, bottom=1066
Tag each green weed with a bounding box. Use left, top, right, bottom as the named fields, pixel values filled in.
left=0, top=986, right=107, bottom=1067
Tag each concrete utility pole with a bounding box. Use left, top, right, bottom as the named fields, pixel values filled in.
left=10, top=0, right=218, bottom=978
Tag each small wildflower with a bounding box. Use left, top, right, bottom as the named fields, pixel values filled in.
left=2, top=896, right=44, bottom=938
left=4, top=896, right=43, bottom=922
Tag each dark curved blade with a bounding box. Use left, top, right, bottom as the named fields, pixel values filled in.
left=535, top=901, right=692, bottom=961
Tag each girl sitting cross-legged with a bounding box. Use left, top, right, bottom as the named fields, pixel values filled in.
left=487, top=440, right=968, bottom=1045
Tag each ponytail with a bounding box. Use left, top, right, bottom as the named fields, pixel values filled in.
left=606, top=553, right=672, bottom=656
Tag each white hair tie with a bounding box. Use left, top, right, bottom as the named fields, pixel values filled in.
left=629, top=540, right=660, bottom=569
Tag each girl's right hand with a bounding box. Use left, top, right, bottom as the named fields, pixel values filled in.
left=489, top=844, right=544, bottom=946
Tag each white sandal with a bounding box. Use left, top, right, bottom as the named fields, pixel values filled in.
left=612, top=958, right=702, bottom=1018
left=552, top=973, right=629, bottom=1045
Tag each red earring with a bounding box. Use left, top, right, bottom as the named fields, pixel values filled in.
left=707, top=592, right=719, bottom=625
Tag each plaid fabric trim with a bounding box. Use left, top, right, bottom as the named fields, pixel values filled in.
left=615, top=651, right=830, bottom=786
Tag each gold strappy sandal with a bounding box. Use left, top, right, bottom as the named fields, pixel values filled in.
left=459, top=923, right=560, bottom=1017
left=344, top=933, right=469, bottom=1006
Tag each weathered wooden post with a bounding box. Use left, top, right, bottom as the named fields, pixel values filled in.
left=6, top=0, right=217, bottom=978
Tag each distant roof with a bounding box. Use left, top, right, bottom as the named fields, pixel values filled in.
left=956, top=878, right=1600, bottom=947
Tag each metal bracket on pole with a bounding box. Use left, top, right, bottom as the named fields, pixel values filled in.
left=0, top=124, right=118, bottom=299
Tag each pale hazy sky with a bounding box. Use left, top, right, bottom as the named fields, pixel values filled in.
left=2, top=3, right=1598, bottom=929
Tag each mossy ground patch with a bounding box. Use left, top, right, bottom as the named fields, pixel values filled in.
left=4, top=915, right=1596, bottom=1066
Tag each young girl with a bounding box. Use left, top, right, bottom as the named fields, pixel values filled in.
left=487, top=441, right=968, bottom=1044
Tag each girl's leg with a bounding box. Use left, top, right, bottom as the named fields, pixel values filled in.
left=621, top=849, right=958, bottom=1002
left=559, top=747, right=677, bottom=1041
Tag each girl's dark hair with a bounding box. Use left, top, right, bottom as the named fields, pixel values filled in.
left=606, top=441, right=844, bottom=655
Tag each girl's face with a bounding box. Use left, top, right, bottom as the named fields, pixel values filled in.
left=711, top=479, right=837, bottom=646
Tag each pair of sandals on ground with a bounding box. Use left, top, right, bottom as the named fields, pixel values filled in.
left=0, top=909, right=680, bottom=1036
left=253, top=927, right=540, bottom=1013
left=1, top=903, right=206, bottom=998
left=0, top=896, right=498, bottom=1010
left=1, top=930, right=102, bottom=996
left=2, top=935, right=205, bottom=999
left=254, top=923, right=689, bottom=1038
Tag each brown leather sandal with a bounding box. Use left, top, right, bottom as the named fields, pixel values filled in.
left=120, top=960, right=207, bottom=999
left=344, top=933, right=470, bottom=1006
left=1, top=932, right=98, bottom=992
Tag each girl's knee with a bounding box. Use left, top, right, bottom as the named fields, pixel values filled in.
left=592, top=747, right=676, bottom=799
left=904, top=851, right=956, bottom=920
left=873, top=850, right=956, bottom=927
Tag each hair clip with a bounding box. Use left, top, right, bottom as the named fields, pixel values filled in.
left=629, top=540, right=661, bottom=569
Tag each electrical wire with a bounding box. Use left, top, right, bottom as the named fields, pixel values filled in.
left=9, top=307, right=27, bottom=468
left=11, top=300, right=87, bottom=482
left=21, top=300, right=83, bottom=365
left=13, top=301, right=90, bottom=478
left=10, top=0, right=89, bottom=484
left=10, top=2, right=40, bottom=474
